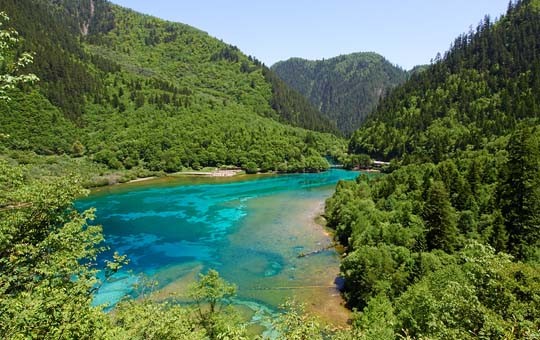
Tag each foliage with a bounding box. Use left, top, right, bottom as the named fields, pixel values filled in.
left=423, top=181, right=459, bottom=252
left=181, top=270, right=250, bottom=339
left=395, top=242, right=540, bottom=339
left=0, top=11, right=38, bottom=101
left=271, top=300, right=327, bottom=340
left=498, top=125, right=540, bottom=260
left=0, top=159, right=111, bottom=338
left=350, top=0, right=540, bottom=161
left=189, top=269, right=236, bottom=320
left=262, top=65, right=339, bottom=134
left=0, top=0, right=343, bottom=177
left=110, top=300, right=206, bottom=340
left=272, top=53, right=408, bottom=134
left=328, top=120, right=540, bottom=337
left=327, top=1, right=540, bottom=338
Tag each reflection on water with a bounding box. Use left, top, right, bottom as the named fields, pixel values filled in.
left=77, top=170, right=361, bottom=327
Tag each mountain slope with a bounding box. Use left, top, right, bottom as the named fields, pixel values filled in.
left=0, top=0, right=341, bottom=175
left=349, top=0, right=540, bottom=161
left=272, top=53, right=408, bottom=134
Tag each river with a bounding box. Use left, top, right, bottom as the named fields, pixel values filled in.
left=77, top=169, right=362, bottom=332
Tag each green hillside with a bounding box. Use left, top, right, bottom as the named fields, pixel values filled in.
left=349, top=0, right=540, bottom=161
left=0, top=0, right=340, bottom=182
left=326, top=0, right=540, bottom=338
left=272, top=53, right=408, bottom=134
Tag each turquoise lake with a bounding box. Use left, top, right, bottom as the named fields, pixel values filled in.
left=77, top=169, right=361, bottom=327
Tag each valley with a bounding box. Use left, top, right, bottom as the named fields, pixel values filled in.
left=1, top=0, right=539, bottom=339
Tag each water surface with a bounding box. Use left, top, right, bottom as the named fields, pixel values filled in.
left=77, top=170, right=361, bottom=326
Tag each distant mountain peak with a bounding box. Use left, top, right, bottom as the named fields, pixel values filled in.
left=271, top=52, right=408, bottom=134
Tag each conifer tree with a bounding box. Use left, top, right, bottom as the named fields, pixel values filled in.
left=490, top=210, right=509, bottom=253
left=498, top=126, right=540, bottom=259
left=423, top=181, right=459, bottom=252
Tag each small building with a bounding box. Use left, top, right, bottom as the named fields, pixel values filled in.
left=372, top=160, right=390, bottom=168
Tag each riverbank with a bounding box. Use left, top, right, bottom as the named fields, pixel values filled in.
left=171, top=169, right=244, bottom=177
left=126, top=169, right=243, bottom=183
left=302, top=200, right=351, bottom=328
left=4, top=151, right=343, bottom=190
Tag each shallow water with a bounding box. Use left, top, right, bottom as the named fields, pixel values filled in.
left=77, top=170, right=361, bottom=327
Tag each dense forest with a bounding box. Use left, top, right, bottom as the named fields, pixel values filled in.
left=0, top=0, right=341, bottom=187
left=327, top=0, right=540, bottom=338
left=272, top=53, right=408, bottom=134
left=349, top=0, right=540, bottom=162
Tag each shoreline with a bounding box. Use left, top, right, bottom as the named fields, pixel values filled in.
left=255, top=192, right=351, bottom=328
left=126, top=169, right=244, bottom=183
left=297, top=197, right=352, bottom=328
left=127, top=176, right=157, bottom=183
left=172, top=169, right=244, bottom=177
left=91, top=167, right=355, bottom=190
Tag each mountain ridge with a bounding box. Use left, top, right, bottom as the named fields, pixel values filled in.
left=349, top=0, right=540, bottom=161
left=0, top=0, right=342, bottom=178
left=272, top=52, right=408, bottom=134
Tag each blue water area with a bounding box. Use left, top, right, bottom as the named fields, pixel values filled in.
left=77, top=169, right=360, bottom=311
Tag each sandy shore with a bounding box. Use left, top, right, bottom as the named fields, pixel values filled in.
left=175, top=169, right=244, bottom=177
left=303, top=201, right=351, bottom=328
left=128, top=176, right=157, bottom=183
left=225, top=190, right=352, bottom=329
left=125, top=170, right=243, bottom=184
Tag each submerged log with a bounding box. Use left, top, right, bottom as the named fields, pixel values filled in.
left=297, top=243, right=336, bottom=258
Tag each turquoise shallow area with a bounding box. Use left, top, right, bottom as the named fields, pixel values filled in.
left=77, top=170, right=360, bottom=318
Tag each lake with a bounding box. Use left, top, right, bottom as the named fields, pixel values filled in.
left=77, top=169, right=361, bottom=330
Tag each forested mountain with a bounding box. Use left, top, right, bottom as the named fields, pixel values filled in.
left=0, top=0, right=340, bottom=179
left=349, top=0, right=540, bottom=161
left=272, top=53, right=408, bottom=134
left=326, top=0, right=540, bottom=338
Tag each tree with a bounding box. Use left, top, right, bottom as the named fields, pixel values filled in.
left=188, top=270, right=243, bottom=339
left=489, top=210, right=508, bottom=253
left=71, top=140, right=86, bottom=157
left=244, top=161, right=258, bottom=174
left=0, top=12, right=38, bottom=101
left=272, top=300, right=325, bottom=340
left=0, top=160, right=110, bottom=338
left=498, top=126, right=540, bottom=259
left=423, top=181, right=459, bottom=252
left=351, top=294, right=397, bottom=340
left=111, top=300, right=206, bottom=339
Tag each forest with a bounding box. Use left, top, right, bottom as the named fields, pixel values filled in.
left=0, top=0, right=342, bottom=188
left=272, top=53, right=409, bottom=135
left=0, top=0, right=349, bottom=338
left=326, top=0, right=540, bottom=338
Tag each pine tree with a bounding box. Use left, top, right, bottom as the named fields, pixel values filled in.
left=423, top=181, right=459, bottom=252
left=498, top=126, right=540, bottom=259
left=490, top=210, right=509, bottom=252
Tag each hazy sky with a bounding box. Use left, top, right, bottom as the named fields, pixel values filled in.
left=110, top=0, right=510, bottom=70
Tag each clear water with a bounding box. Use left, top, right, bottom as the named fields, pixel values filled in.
left=77, top=169, right=361, bottom=326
